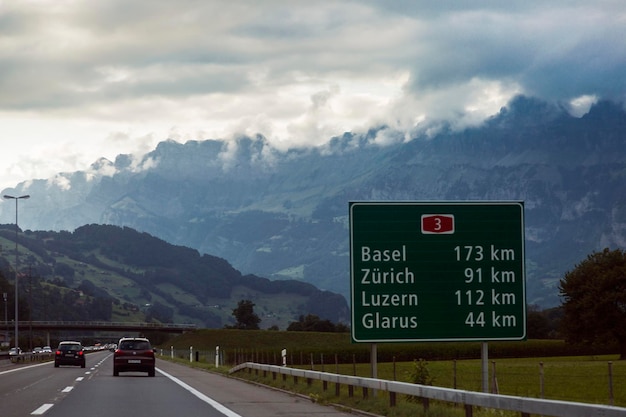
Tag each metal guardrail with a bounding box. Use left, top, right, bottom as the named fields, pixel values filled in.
left=230, top=362, right=626, bottom=417
left=6, top=352, right=55, bottom=363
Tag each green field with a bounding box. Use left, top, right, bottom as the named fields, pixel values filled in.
left=163, top=329, right=626, bottom=415
left=366, top=355, right=626, bottom=405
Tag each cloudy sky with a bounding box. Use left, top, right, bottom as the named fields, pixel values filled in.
left=1, top=0, right=624, bottom=192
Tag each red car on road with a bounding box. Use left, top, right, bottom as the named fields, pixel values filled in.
left=113, top=337, right=156, bottom=377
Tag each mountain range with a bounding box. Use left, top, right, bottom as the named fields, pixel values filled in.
left=2, top=95, right=626, bottom=308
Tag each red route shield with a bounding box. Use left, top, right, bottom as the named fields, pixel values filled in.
left=421, top=214, right=455, bottom=234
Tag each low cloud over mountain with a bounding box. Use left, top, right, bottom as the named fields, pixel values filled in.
left=3, top=96, right=626, bottom=308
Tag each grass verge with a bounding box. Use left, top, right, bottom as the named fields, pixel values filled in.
left=159, top=354, right=626, bottom=416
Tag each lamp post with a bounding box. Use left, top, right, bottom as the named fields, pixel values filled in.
left=3, top=194, right=29, bottom=351
left=3, top=292, right=7, bottom=346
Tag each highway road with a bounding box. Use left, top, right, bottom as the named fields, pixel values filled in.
left=0, top=351, right=358, bottom=417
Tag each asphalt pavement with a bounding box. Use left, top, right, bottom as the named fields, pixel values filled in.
left=155, top=359, right=369, bottom=417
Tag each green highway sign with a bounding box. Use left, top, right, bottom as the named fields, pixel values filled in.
left=350, top=202, right=526, bottom=343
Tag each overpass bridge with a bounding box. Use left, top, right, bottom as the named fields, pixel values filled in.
left=2, top=320, right=197, bottom=333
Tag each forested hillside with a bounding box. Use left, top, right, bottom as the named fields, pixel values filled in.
left=0, top=224, right=349, bottom=328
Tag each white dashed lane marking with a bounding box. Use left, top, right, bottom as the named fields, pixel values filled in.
left=31, top=403, right=54, bottom=415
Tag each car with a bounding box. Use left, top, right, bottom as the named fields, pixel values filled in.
left=9, top=347, right=22, bottom=356
left=54, top=341, right=86, bottom=368
left=113, top=337, right=155, bottom=377
left=42, top=346, right=52, bottom=353
left=33, top=347, right=43, bottom=353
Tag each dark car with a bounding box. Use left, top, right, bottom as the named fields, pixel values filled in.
left=113, top=337, right=155, bottom=377
left=55, top=341, right=86, bottom=368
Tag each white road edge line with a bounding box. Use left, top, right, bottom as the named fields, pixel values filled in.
left=31, top=403, right=54, bottom=415
left=157, top=368, right=243, bottom=417
left=0, top=361, right=51, bottom=375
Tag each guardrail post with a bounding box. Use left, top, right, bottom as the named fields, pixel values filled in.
left=491, top=361, right=498, bottom=394
left=464, top=404, right=473, bottom=417
left=539, top=362, right=544, bottom=398
left=453, top=359, right=458, bottom=389
left=348, top=385, right=354, bottom=398
left=335, top=382, right=340, bottom=396
left=390, top=391, right=396, bottom=407
left=362, top=387, right=368, bottom=399
left=608, top=362, right=614, bottom=406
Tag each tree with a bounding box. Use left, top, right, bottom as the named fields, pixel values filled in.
left=229, top=299, right=260, bottom=330
left=145, top=301, right=173, bottom=323
left=559, top=248, right=626, bottom=359
left=287, top=314, right=339, bottom=332
left=526, top=305, right=562, bottom=339
left=54, top=262, right=75, bottom=285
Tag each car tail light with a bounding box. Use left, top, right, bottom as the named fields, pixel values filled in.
left=55, top=350, right=62, bottom=356
left=77, top=350, right=84, bottom=356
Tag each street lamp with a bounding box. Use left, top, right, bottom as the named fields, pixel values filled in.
left=3, top=194, right=29, bottom=351
left=3, top=292, right=7, bottom=346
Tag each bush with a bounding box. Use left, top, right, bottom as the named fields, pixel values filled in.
left=405, top=358, right=435, bottom=403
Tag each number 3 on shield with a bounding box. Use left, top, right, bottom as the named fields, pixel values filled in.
left=421, top=214, right=455, bottom=234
